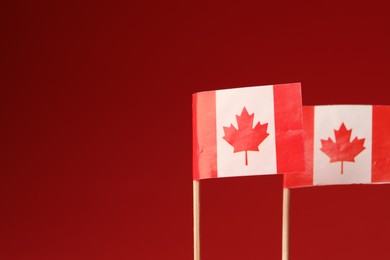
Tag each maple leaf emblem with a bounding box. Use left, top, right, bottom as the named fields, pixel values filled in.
left=223, top=107, right=269, bottom=166
left=320, top=123, right=365, bottom=174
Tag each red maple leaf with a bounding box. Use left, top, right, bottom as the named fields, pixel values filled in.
left=320, top=123, right=365, bottom=174
left=223, top=107, right=269, bottom=166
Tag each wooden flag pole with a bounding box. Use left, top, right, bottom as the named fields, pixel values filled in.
left=193, top=180, right=200, bottom=260
left=282, top=188, right=290, bottom=260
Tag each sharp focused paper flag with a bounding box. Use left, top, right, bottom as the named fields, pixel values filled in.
left=285, top=105, right=390, bottom=188
left=192, top=83, right=304, bottom=180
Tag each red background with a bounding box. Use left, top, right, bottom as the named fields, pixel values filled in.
left=1, top=1, right=389, bottom=259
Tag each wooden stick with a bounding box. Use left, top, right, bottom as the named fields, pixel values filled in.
left=282, top=188, right=290, bottom=260
left=193, top=180, right=200, bottom=260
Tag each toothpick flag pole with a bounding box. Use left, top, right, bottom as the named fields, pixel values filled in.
left=282, top=188, right=290, bottom=260
left=193, top=180, right=200, bottom=260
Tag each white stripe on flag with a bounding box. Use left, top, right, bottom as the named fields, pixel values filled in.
left=313, top=105, right=373, bottom=185
left=216, top=86, right=277, bottom=178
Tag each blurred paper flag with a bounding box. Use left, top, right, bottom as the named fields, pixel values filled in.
left=285, top=105, right=390, bottom=188
left=192, top=83, right=304, bottom=180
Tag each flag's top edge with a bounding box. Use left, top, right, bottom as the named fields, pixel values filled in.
left=192, top=82, right=301, bottom=96
left=304, top=104, right=390, bottom=108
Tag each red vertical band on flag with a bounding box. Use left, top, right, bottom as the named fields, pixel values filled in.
left=372, top=106, right=390, bottom=183
left=273, top=83, right=305, bottom=174
left=284, top=106, right=314, bottom=187
left=192, top=91, right=217, bottom=180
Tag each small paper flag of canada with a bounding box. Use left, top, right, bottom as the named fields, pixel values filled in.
left=192, top=83, right=305, bottom=180
left=285, top=105, right=390, bottom=188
